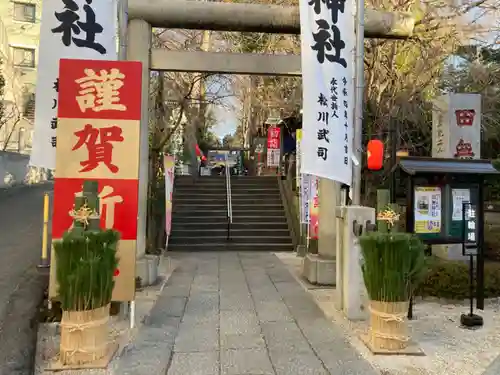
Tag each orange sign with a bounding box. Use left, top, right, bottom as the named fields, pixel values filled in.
left=50, top=59, right=142, bottom=302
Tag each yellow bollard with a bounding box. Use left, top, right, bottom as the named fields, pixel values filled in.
left=38, top=192, right=50, bottom=268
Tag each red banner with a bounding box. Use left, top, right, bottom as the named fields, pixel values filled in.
left=267, top=126, right=281, bottom=149
left=50, top=59, right=142, bottom=302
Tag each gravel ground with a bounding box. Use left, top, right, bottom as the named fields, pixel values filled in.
left=0, top=184, right=53, bottom=375
left=276, top=252, right=500, bottom=375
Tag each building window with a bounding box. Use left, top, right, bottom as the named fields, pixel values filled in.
left=13, top=2, right=36, bottom=23
left=12, top=47, right=35, bottom=68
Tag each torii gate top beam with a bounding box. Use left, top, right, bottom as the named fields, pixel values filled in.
left=128, top=0, right=414, bottom=39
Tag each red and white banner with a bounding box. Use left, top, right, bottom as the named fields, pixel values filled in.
left=164, top=155, right=175, bottom=244
left=50, top=59, right=142, bottom=302
left=267, top=126, right=281, bottom=167
left=309, top=176, right=319, bottom=240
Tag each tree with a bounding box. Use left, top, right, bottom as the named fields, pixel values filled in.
left=0, top=69, right=26, bottom=152
left=358, top=0, right=500, bottom=204
left=220, top=0, right=302, bottom=146
left=442, top=45, right=500, bottom=157
left=0, top=60, right=5, bottom=125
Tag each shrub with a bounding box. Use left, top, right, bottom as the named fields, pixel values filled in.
left=484, top=224, right=500, bottom=261
left=416, top=257, right=500, bottom=300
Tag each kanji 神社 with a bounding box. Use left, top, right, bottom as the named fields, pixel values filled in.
left=75, top=68, right=127, bottom=112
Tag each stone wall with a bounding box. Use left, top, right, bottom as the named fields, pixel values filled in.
left=0, top=151, right=48, bottom=188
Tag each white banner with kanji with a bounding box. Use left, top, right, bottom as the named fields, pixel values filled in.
left=30, top=0, right=117, bottom=170
left=298, top=0, right=355, bottom=185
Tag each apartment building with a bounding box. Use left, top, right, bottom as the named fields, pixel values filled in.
left=0, top=0, right=41, bottom=153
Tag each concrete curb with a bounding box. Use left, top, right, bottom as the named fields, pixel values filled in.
left=482, top=356, right=500, bottom=375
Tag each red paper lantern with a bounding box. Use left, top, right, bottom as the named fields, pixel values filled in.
left=367, top=140, right=384, bottom=171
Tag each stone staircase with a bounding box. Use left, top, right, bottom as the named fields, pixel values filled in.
left=168, top=176, right=294, bottom=251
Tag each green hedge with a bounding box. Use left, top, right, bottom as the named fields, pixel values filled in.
left=416, top=257, right=500, bottom=300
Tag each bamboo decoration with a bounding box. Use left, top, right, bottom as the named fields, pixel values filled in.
left=359, top=226, right=425, bottom=354
left=52, top=180, right=120, bottom=368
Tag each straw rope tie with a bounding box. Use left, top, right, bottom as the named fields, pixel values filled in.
left=368, top=305, right=410, bottom=343
left=68, top=203, right=99, bottom=227
left=60, top=315, right=109, bottom=332
left=60, top=342, right=109, bottom=356
left=368, top=305, right=406, bottom=323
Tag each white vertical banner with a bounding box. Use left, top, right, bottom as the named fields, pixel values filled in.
left=300, top=174, right=312, bottom=224
left=30, top=0, right=118, bottom=169
left=298, top=0, right=355, bottom=185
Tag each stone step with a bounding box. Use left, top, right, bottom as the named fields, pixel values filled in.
left=169, top=235, right=291, bottom=245
left=167, top=242, right=294, bottom=252
left=172, top=215, right=287, bottom=224
left=169, top=228, right=291, bottom=237
left=171, top=222, right=289, bottom=230
left=173, top=209, right=286, bottom=217
left=172, top=204, right=283, bottom=212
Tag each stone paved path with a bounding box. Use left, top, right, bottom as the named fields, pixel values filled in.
left=117, top=252, right=379, bottom=375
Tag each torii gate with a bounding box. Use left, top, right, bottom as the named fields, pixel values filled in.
left=125, top=0, right=415, bottom=259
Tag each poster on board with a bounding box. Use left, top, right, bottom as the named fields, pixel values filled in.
left=452, top=188, right=471, bottom=221
left=414, top=187, right=442, bottom=234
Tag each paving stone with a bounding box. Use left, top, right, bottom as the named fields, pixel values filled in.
left=150, top=296, right=187, bottom=318
left=267, top=269, right=296, bottom=283
left=116, top=341, right=172, bottom=375
left=181, top=309, right=219, bottom=326
left=269, top=350, right=330, bottom=375
left=282, top=295, right=326, bottom=320
left=145, top=252, right=380, bottom=375
left=174, top=325, right=219, bottom=353
left=220, top=295, right=254, bottom=311
left=255, top=300, right=294, bottom=323
left=250, top=289, right=282, bottom=302
left=220, top=332, right=266, bottom=350
left=162, top=285, right=192, bottom=298
left=314, top=344, right=379, bottom=375
left=185, top=292, right=220, bottom=313
left=220, top=310, right=261, bottom=335
left=221, top=348, right=275, bottom=375
left=273, top=281, right=307, bottom=297
left=297, top=318, right=349, bottom=347
left=136, top=325, right=179, bottom=344
left=167, top=351, right=219, bottom=375
left=143, top=312, right=182, bottom=329
left=261, top=321, right=312, bottom=353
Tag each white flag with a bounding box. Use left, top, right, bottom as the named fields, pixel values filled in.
left=30, top=0, right=117, bottom=169
left=298, top=0, right=356, bottom=185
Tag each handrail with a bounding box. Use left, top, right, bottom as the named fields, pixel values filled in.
left=225, top=154, right=233, bottom=240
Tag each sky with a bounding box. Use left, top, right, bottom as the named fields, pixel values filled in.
left=207, top=75, right=239, bottom=139
left=213, top=104, right=237, bottom=139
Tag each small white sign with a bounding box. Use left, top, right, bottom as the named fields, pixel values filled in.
left=267, top=148, right=280, bottom=167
